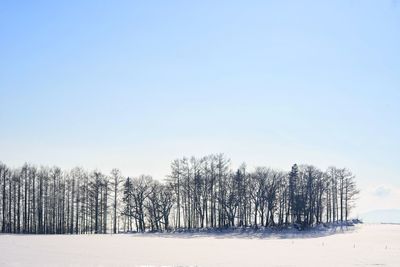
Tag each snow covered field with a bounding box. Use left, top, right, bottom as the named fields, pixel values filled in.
left=0, top=224, right=399, bottom=267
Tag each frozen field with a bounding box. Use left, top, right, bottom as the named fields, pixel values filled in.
left=0, top=224, right=399, bottom=267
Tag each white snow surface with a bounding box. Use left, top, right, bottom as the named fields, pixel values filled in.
left=0, top=224, right=399, bottom=267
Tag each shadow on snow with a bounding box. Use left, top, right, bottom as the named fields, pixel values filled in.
left=127, top=223, right=359, bottom=240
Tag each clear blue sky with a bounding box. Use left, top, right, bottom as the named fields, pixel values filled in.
left=0, top=0, right=399, bottom=213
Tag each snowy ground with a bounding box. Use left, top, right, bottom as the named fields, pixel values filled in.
left=0, top=224, right=399, bottom=267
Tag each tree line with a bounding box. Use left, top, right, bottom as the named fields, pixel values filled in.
left=0, top=154, right=358, bottom=234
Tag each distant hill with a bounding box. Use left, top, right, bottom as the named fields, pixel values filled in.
left=360, top=209, right=400, bottom=224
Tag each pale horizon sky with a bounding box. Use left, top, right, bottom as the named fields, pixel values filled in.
left=1, top=0, right=399, bottom=214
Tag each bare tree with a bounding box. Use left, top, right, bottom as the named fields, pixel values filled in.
left=111, top=168, right=122, bottom=234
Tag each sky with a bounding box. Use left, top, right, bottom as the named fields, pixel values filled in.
left=0, top=0, right=399, bottom=214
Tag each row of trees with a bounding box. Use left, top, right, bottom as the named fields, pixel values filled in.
left=166, top=155, right=358, bottom=230
left=0, top=155, right=358, bottom=234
